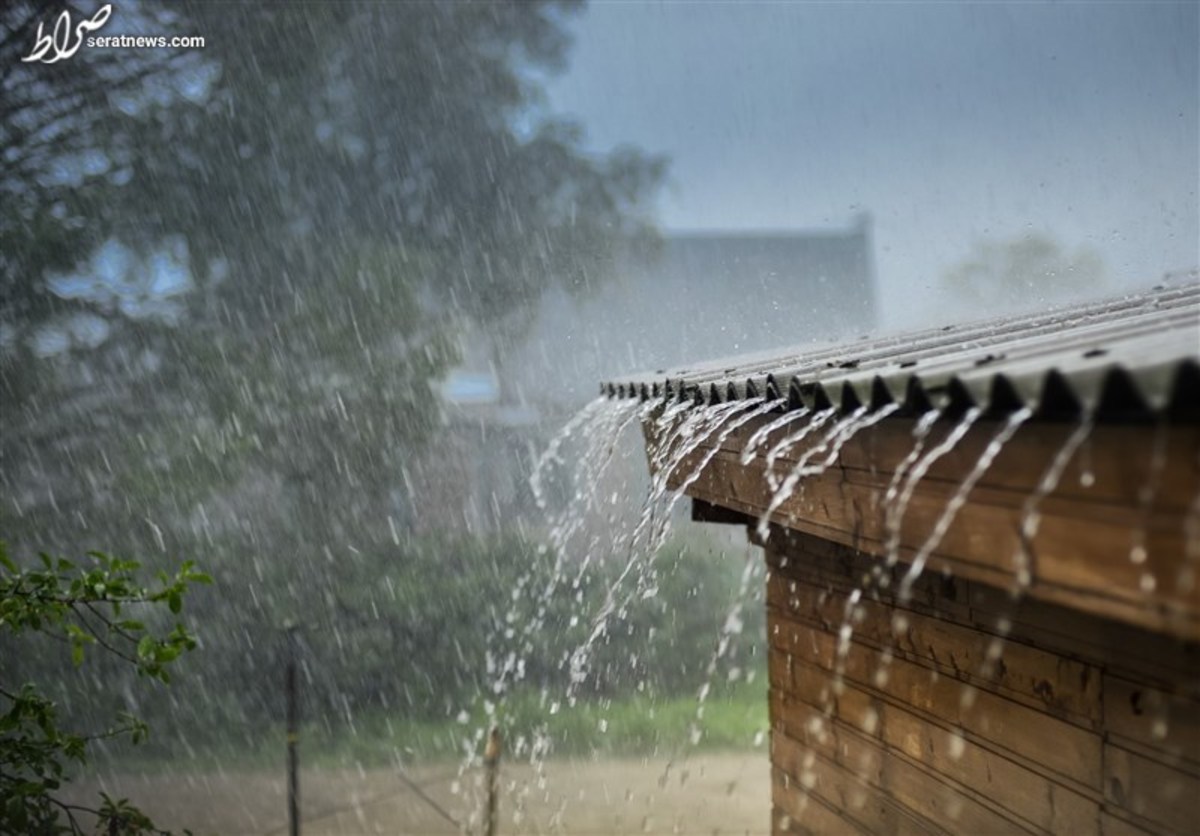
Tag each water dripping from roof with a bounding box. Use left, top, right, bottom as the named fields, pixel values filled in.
left=1128, top=418, right=1168, bottom=573
left=740, top=407, right=811, bottom=465
left=568, top=398, right=764, bottom=699
left=883, top=407, right=982, bottom=578
left=897, top=406, right=1033, bottom=601
left=1014, top=413, right=1095, bottom=594
left=756, top=404, right=902, bottom=542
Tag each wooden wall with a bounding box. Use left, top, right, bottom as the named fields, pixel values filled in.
left=764, top=527, right=1200, bottom=835
left=655, top=415, right=1200, bottom=641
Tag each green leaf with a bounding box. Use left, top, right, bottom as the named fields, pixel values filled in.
left=71, top=643, right=83, bottom=667
left=137, top=635, right=155, bottom=659
left=168, top=590, right=182, bottom=614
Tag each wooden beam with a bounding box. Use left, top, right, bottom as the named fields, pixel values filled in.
left=644, top=413, right=1200, bottom=639
left=691, top=497, right=754, bottom=526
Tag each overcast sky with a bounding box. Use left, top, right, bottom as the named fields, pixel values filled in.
left=544, top=1, right=1199, bottom=328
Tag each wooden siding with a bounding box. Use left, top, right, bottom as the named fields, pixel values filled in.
left=765, top=529, right=1200, bottom=835
left=648, top=414, right=1200, bottom=640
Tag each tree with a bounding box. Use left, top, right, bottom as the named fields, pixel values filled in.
left=1, top=1, right=205, bottom=401
left=0, top=543, right=209, bottom=834
left=0, top=0, right=666, bottom=744
left=2, top=1, right=665, bottom=549
left=942, top=233, right=1108, bottom=312
left=4, top=1, right=665, bottom=357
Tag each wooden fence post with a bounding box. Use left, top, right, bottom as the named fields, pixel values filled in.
left=286, top=624, right=300, bottom=836
left=483, top=726, right=502, bottom=836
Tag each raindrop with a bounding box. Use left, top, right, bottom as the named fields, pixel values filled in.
left=947, top=731, right=966, bottom=760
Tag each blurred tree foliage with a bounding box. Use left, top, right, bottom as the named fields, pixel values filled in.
left=2, top=0, right=664, bottom=535
left=0, top=0, right=743, bottom=761
left=0, top=2, right=200, bottom=386
left=2, top=1, right=664, bottom=389
left=942, top=233, right=1108, bottom=311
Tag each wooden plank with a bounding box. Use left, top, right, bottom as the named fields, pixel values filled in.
left=1104, top=743, right=1200, bottom=834
left=703, top=415, right=1200, bottom=514
left=1102, top=674, right=1200, bottom=769
left=771, top=803, right=801, bottom=835
left=777, top=655, right=1103, bottom=830
left=652, top=410, right=1200, bottom=633
left=867, top=689, right=1100, bottom=833
left=773, top=731, right=945, bottom=835
left=677, top=446, right=1200, bottom=638
left=1098, top=810, right=1161, bottom=836
left=769, top=646, right=793, bottom=693
left=773, top=697, right=1035, bottom=834
left=763, top=535, right=976, bottom=622
left=770, top=770, right=868, bottom=836
left=768, top=611, right=1104, bottom=789
left=718, top=443, right=1191, bottom=594
left=767, top=531, right=1199, bottom=719
left=763, top=536, right=1199, bottom=832
left=968, top=580, right=1200, bottom=694
left=779, top=674, right=1102, bottom=834
left=766, top=571, right=1104, bottom=727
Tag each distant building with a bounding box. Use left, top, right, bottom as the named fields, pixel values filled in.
left=508, top=214, right=879, bottom=406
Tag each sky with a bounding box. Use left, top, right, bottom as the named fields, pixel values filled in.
left=543, top=1, right=1199, bottom=329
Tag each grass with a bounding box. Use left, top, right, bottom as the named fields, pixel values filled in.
left=95, top=678, right=769, bottom=774
left=312, top=678, right=770, bottom=767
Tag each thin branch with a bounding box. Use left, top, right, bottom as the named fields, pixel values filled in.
left=79, top=721, right=142, bottom=745
left=74, top=603, right=140, bottom=665
left=48, top=797, right=98, bottom=836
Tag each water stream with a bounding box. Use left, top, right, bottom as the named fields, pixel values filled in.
left=1013, top=413, right=1095, bottom=593
left=756, top=404, right=901, bottom=542
left=570, top=398, right=778, bottom=699
left=1129, top=418, right=1168, bottom=580
left=896, top=406, right=1033, bottom=600
left=884, top=407, right=982, bottom=576
left=786, top=404, right=1037, bottom=777
left=764, top=407, right=838, bottom=491
left=741, top=408, right=811, bottom=466
left=482, top=388, right=1166, bottom=833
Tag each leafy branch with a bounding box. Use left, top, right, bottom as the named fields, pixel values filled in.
left=0, top=542, right=207, bottom=834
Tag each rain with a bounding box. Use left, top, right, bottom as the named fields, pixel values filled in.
left=1, top=2, right=1198, bottom=835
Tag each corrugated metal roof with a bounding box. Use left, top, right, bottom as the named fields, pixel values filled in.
left=600, top=277, right=1200, bottom=419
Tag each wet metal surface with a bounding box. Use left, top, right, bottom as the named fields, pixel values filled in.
left=601, top=278, right=1200, bottom=420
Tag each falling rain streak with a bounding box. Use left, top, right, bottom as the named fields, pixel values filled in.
left=4, top=2, right=1195, bottom=831
left=510, top=386, right=1177, bottom=829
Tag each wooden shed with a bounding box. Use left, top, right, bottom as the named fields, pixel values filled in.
left=603, top=281, right=1200, bottom=834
